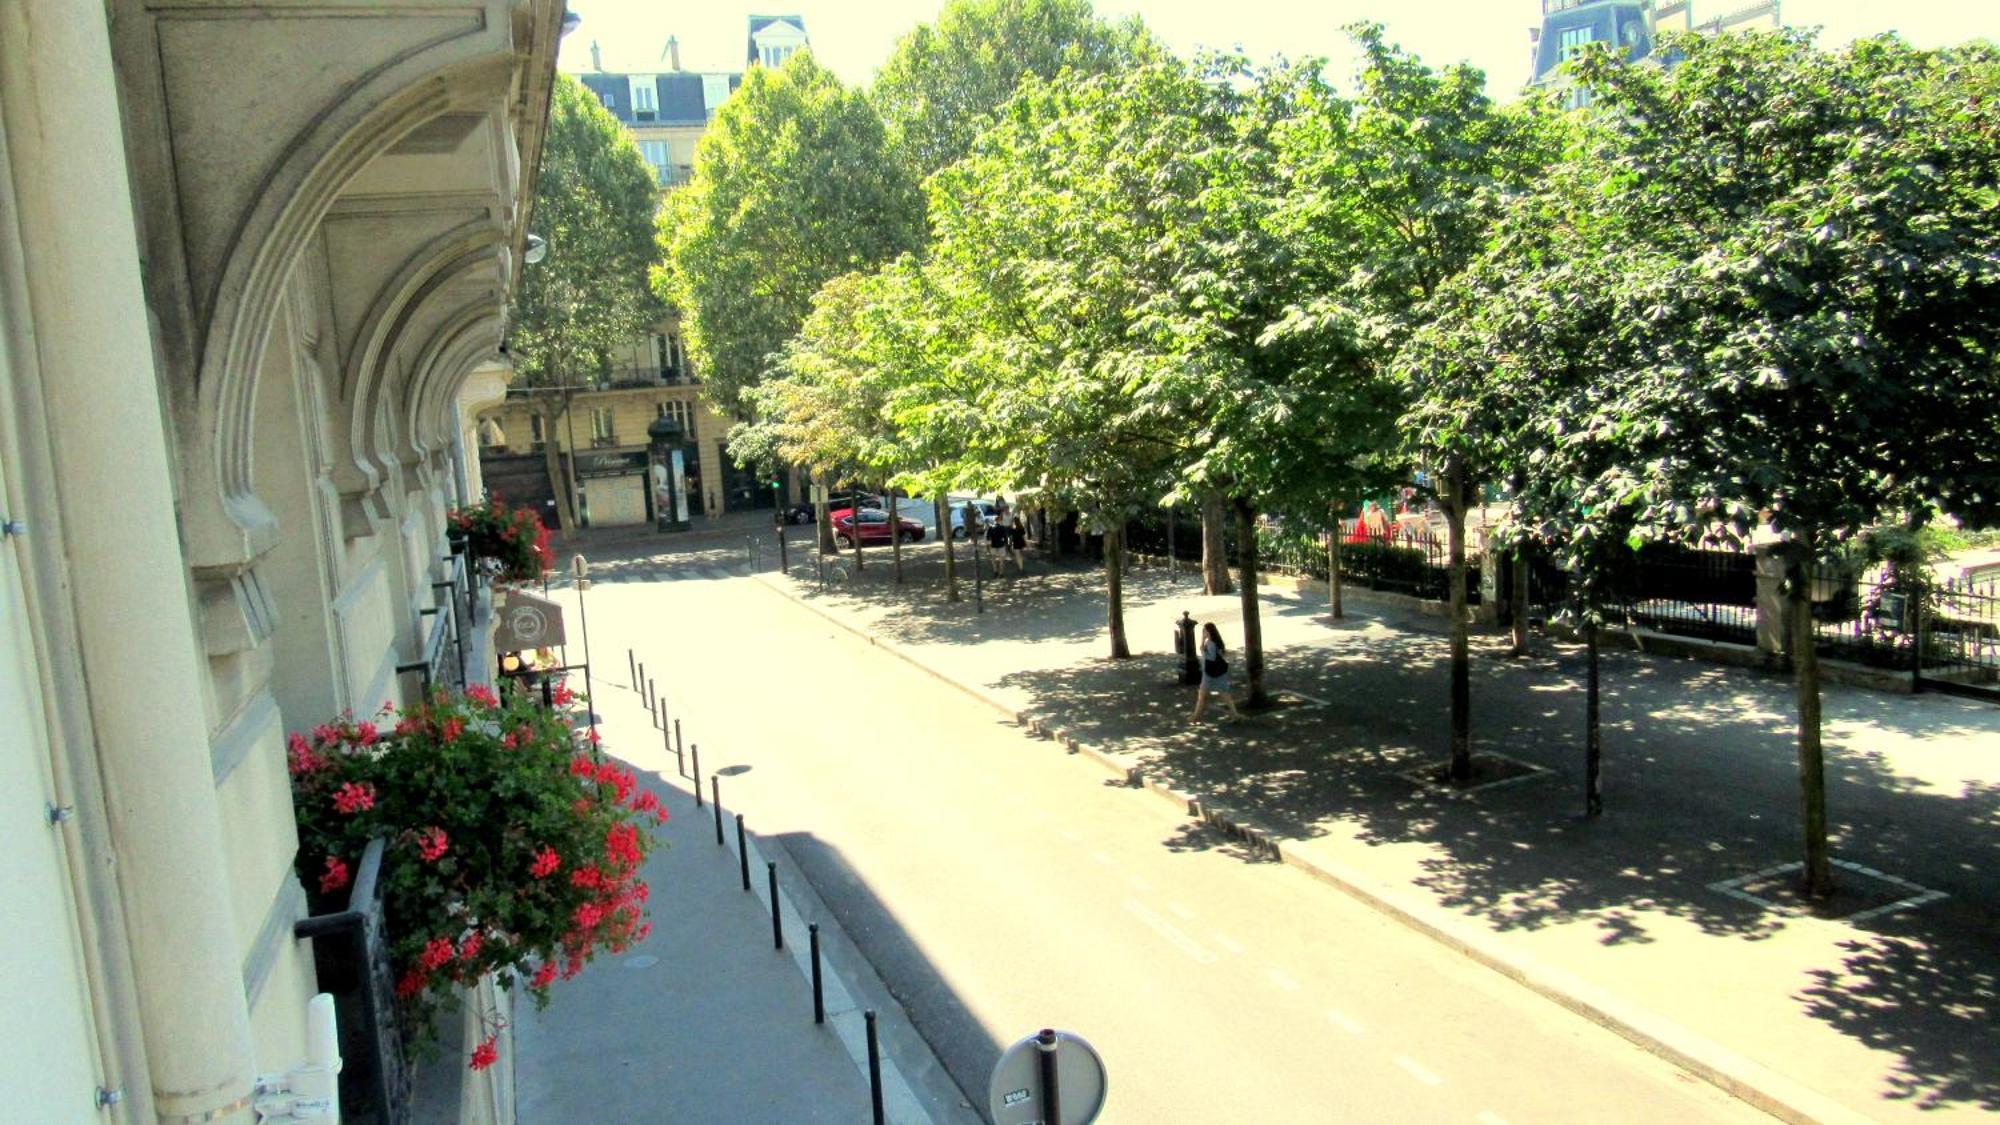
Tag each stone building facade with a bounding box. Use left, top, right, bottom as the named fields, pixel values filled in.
left=0, top=0, right=559, bottom=1119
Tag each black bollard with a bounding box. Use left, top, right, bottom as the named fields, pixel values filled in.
left=691, top=745, right=702, bottom=807
left=1038, top=1027, right=1061, bottom=1125
left=712, top=775, right=723, bottom=845
left=674, top=719, right=685, bottom=778
left=736, top=814, right=750, bottom=890
left=647, top=677, right=658, bottom=717
left=627, top=648, right=637, bottom=690
left=865, top=1011, right=885, bottom=1124
left=767, top=862, right=783, bottom=950
left=636, top=661, right=646, bottom=707
left=809, top=924, right=825, bottom=1024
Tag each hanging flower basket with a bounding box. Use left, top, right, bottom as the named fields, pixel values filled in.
left=447, top=498, right=553, bottom=584
left=291, top=682, right=664, bottom=1069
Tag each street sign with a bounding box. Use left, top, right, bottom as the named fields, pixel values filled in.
left=988, top=1029, right=1106, bottom=1125
left=493, top=588, right=566, bottom=651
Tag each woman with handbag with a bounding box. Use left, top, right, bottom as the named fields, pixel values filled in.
left=1190, top=622, right=1242, bottom=723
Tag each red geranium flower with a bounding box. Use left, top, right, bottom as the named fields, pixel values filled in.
left=318, top=855, right=351, bottom=894
left=420, top=936, right=456, bottom=972
left=332, top=781, right=376, bottom=815
left=415, top=827, right=449, bottom=863
left=469, top=1035, right=499, bottom=1072
left=530, top=846, right=561, bottom=879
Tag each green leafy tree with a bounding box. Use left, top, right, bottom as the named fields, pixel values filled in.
left=871, top=0, right=1158, bottom=180
left=925, top=66, right=1194, bottom=657
left=1551, top=31, right=2000, bottom=895
left=506, top=74, right=663, bottom=534
left=657, top=53, right=923, bottom=415
left=1148, top=56, right=1411, bottom=707
left=1303, top=26, right=1555, bottom=780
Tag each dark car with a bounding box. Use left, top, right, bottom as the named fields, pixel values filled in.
left=829, top=507, right=924, bottom=547
left=784, top=491, right=879, bottom=525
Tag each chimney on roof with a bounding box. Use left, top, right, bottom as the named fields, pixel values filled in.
left=589, top=39, right=602, bottom=71
left=666, top=35, right=681, bottom=72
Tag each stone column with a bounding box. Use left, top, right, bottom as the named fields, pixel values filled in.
left=1, top=0, right=256, bottom=1116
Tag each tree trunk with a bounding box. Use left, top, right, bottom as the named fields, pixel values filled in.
left=1445, top=463, right=1472, bottom=783
left=1511, top=548, right=1531, bottom=657
left=540, top=399, right=578, bottom=542
left=1201, top=492, right=1232, bottom=595
left=1235, top=499, right=1267, bottom=708
left=1328, top=502, right=1344, bottom=619
left=887, top=485, right=903, bottom=584
left=1105, top=525, right=1131, bottom=659
left=938, top=495, right=959, bottom=602
left=814, top=470, right=834, bottom=554
left=1789, top=551, right=1833, bottom=898
left=1585, top=620, right=1602, bottom=817
left=1166, top=507, right=1177, bottom=579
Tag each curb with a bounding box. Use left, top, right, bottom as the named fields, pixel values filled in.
left=752, top=572, right=1874, bottom=1125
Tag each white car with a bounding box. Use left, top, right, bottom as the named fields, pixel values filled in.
left=946, top=498, right=1002, bottom=541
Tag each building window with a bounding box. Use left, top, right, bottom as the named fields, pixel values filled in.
left=760, top=45, right=798, bottom=68
left=1559, top=27, right=1595, bottom=62
left=638, top=140, right=670, bottom=184
left=655, top=399, right=693, bottom=431
left=590, top=406, right=617, bottom=448
left=629, top=77, right=657, bottom=118
left=528, top=413, right=546, bottom=452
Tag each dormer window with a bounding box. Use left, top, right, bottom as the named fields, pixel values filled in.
left=1559, top=27, right=1596, bottom=62
left=630, top=77, right=657, bottom=119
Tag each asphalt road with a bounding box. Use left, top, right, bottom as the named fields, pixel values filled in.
left=571, top=557, right=1769, bottom=1124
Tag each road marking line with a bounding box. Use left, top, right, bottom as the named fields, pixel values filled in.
left=1266, top=968, right=1302, bottom=992
left=1210, top=931, right=1244, bottom=955
left=1476, top=1112, right=1509, bottom=1125
left=1326, top=1009, right=1363, bottom=1035
left=1122, top=899, right=1216, bottom=964
left=1167, top=901, right=1196, bottom=921
left=1127, top=873, right=1154, bottom=892
left=1395, top=1055, right=1443, bottom=1087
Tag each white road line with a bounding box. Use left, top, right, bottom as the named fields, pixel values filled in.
left=1167, top=901, right=1196, bottom=921
left=1211, top=931, right=1245, bottom=955
left=1127, top=873, right=1154, bottom=892
left=1476, top=1112, right=1510, bottom=1125
left=1395, top=1055, right=1444, bottom=1087
left=1122, top=899, right=1216, bottom=964
left=1325, top=1009, right=1363, bottom=1035
left=1266, top=968, right=1302, bottom=993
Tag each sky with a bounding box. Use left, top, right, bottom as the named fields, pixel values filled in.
left=559, top=1, right=2000, bottom=98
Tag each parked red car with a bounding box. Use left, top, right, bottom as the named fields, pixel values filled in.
left=830, top=507, right=925, bottom=547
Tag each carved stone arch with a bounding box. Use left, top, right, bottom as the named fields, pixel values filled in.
left=408, top=305, right=507, bottom=457
left=342, top=223, right=512, bottom=508
left=168, top=12, right=525, bottom=576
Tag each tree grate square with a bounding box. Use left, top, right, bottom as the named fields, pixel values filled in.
left=1398, top=751, right=1547, bottom=795
left=1708, top=860, right=1947, bottom=922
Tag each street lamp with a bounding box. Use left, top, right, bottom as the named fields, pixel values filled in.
left=523, top=233, right=547, bottom=264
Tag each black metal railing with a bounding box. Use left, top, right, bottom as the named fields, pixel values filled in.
left=1606, top=545, right=1758, bottom=644
left=295, top=838, right=408, bottom=1124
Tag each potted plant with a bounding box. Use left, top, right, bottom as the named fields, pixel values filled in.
left=447, top=497, right=554, bottom=584
left=290, top=681, right=663, bottom=1070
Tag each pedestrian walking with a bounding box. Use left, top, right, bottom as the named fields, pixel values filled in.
left=987, top=512, right=1009, bottom=577
left=1007, top=514, right=1027, bottom=575
left=1190, top=623, right=1242, bottom=723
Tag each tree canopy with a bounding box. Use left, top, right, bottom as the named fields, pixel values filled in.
left=507, top=74, right=663, bottom=386
left=870, top=0, right=1159, bottom=179
left=657, top=52, right=923, bottom=413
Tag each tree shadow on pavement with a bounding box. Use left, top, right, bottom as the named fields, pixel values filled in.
left=992, top=618, right=2000, bottom=1112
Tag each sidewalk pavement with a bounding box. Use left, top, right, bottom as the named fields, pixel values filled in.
left=512, top=662, right=967, bottom=1124
left=752, top=541, right=2000, bottom=1124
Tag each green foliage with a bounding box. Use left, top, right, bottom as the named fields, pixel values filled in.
left=657, top=54, right=923, bottom=413
left=289, top=686, right=664, bottom=1066
left=871, top=0, right=1159, bottom=178
left=1553, top=31, right=2000, bottom=561
left=508, top=76, right=663, bottom=386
